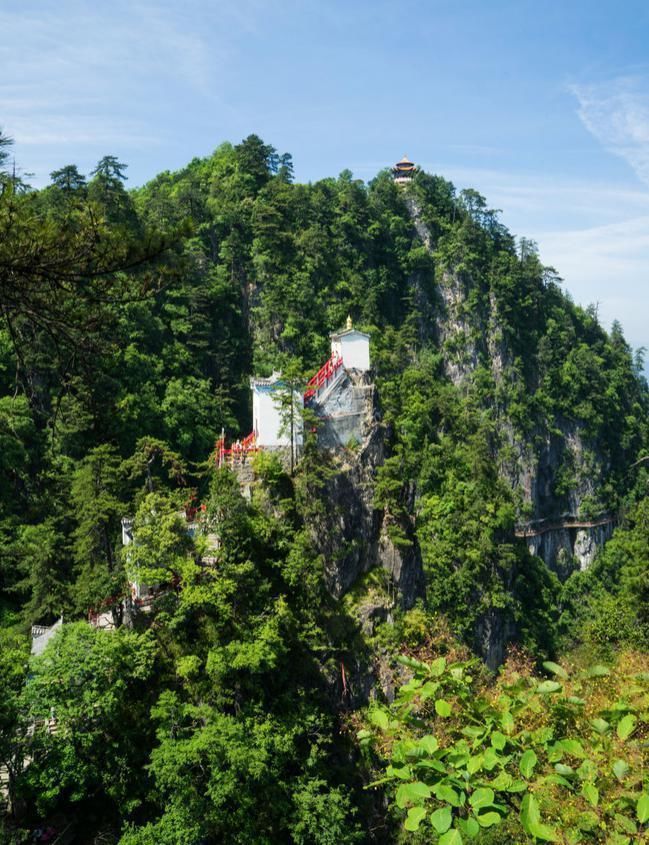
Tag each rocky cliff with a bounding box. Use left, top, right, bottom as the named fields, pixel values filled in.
left=306, top=370, right=425, bottom=608
left=409, top=198, right=616, bottom=577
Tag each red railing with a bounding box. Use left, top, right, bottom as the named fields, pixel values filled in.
left=304, top=353, right=343, bottom=402
left=88, top=590, right=126, bottom=625
left=214, top=432, right=259, bottom=467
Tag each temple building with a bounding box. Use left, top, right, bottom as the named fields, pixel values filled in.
left=330, top=316, right=371, bottom=372
left=392, top=155, right=417, bottom=185
left=215, top=318, right=372, bottom=464
left=250, top=372, right=304, bottom=449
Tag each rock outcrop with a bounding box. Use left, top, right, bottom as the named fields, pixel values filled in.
left=307, top=370, right=425, bottom=609
left=405, top=196, right=615, bottom=578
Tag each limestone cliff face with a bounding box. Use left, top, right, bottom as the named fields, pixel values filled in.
left=407, top=200, right=614, bottom=576
left=306, top=370, right=425, bottom=609
left=524, top=522, right=614, bottom=579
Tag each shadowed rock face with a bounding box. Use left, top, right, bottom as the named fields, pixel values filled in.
left=312, top=369, right=376, bottom=450
left=525, top=521, right=615, bottom=578
left=307, top=372, right=425, bottom=609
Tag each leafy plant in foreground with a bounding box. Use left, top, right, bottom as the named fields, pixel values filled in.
left=361, top=652, right=649, bottom=842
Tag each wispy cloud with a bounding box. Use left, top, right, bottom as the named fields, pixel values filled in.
left=570, top=76, right=649, bottom=187
left=0, top=1, right=229, bottom=180
left=538, top=214, right=649, bottom=355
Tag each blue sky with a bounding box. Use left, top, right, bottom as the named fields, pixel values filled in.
left=2, top=0, right=649, bottom=362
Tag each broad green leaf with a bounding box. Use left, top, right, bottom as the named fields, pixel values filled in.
left=501, top=710, right=515, bottom=734
left=390, top=764, right=414, bottom=780
left=404, top=806, right=426, bottom=831
left=401, top=741, right=422, bottom=760
left=606, top=836, right=631, bottom=845
left=418, top=734, right=438, bottom=755
left=613, top=759, right=630, bottom=782
left=447, top=749, right=470, bottom=768
left=554, top=763, right=575, bottom=777
left=537, top=680, right=562, bottom=694
left=429, top=656, right=447, bottom=676
left=435, top=699, right=452, bottom=717
left=532, top=726, right=555, bottom=745
left=530, top=823, right=559, bottom=842
left=476, top=811, right=501, bottom=828
left=558, top=738, right=585, bottom=758
left=434, top=782, right=463, bottom=806
left=520, top=749, right=538, bottom=779
left=415, top=758, right=446, bottom=773
left=521, top=793, right=558, bottom=841
left=543, top=774, right=573, bottom=789
left=490, top=731, right=506, bottom=751
left=421, top=681, right=440, bottom=700
left=586, top=664, right=610, bottom=678
left=368, top=708, right=389, bottom=731
left=637, top=792, right=649, bottom=824
left=576, top=811, right=599, bottom=832
left=489, top=772, right=512, bottom=790
left=591, top=717, right=610, bottom=734
left=581, top=783, right=599, bottom=807
left=543, top=660, right=568, bottom=679
left=483, top=746, right=499, bottom=770
left=430, top=806, right=452, bottom=834
left=466, top=754, right=484, bottom=775
left=576, top=759, right=597, bottom=781
left=438, top=829, right=463, bottom=845
left=614, top=813, right=637, bottom=835
left=520, top=792, right=541, bottom=834
left=469, top=787, right=494, bottom=810
left=459, top=816, right=480, bottom=838
left=617, top=714, right=636, bottom=741
left=395, top=781, right=431, bottom=808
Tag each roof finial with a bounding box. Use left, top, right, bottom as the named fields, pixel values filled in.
left=346, top=314, right=353, bottom=331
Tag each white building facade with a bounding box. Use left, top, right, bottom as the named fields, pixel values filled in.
left=330, top=322, right=371, bottom=372
left=251, top=372, right=304, bottom=449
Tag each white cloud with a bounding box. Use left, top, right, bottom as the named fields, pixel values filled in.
left=0, top=1, right=225, bottom=179
left=570, top=77, right=649, bottom=187
left=538, top=215, right=649, bottom=352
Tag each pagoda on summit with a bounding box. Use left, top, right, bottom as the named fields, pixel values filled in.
left=392, top=155, right=417, bottom=185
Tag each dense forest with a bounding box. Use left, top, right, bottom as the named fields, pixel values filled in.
left=0, top=131, right=648, bottom=844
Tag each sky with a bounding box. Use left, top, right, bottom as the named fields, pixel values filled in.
left=2, top=0, right=649, bottom=363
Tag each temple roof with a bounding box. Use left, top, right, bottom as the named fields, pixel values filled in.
left=394, top=155, right=416, bottom=171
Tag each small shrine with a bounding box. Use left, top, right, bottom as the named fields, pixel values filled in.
left=330, top=315, right=371, bottom=372
left=215, top=319, right=371, bottom=466
left=392, top=155, right=417, bottom=185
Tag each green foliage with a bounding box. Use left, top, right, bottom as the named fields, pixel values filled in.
left=363, top=651, right=649, bottom=843
left=125, top=490, right=194, bottom=589
left=19, top=623, right=157, bottom=817
left=0, top=132, right=648, bottom=842
left=561, top=497, right=649, bottom=653
left=0, top=628, right=30, bottom=814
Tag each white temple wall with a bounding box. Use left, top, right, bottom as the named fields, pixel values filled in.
left=332, top=333, right=370, bottom=371
left=252, top=386, right=303, bottom=447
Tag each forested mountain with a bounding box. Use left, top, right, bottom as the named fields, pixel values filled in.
left=1, top=133, right=648, bottom=843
